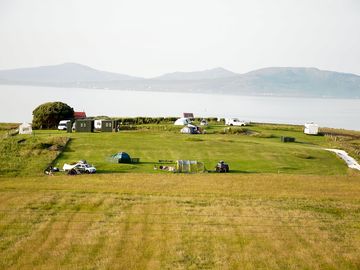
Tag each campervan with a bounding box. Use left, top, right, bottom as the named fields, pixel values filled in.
left=58, top=120, right=71, bottom=130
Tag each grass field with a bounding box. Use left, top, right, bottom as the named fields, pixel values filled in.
left=0, top=173, right=360, bottom=269
left=31, top=123, right=358, bottom=176
left=1, top=122, right=360, bottom=269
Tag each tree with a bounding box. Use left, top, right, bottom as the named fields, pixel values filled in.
left=32, top=102, right=74, bottom=129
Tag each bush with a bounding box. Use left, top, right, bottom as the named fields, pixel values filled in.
left=32, top=102, right=74, bottom=129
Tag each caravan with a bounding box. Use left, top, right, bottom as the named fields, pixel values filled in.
left=304, top=123, right=319, bottom=135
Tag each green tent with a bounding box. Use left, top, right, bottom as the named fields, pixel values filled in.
left=110, top=152, right=132, bottom=163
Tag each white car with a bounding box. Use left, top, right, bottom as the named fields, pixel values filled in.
left=58, top=120, right=71, bottom=130
left=63, top=162, right=96, bottom=174
left=225, top=118, right=248, bottom=126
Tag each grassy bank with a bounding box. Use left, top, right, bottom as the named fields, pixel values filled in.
left=0, top=173, right=360, bottom=269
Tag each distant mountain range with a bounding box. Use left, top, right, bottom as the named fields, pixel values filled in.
left=0, top=63, right=359, bottom=98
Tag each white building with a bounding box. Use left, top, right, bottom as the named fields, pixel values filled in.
left=19, top=122, right=32, bottom=135
left=304, top=122, right=319, bottom=135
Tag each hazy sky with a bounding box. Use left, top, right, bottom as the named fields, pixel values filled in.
left=0, top=0, right=359, bottom=77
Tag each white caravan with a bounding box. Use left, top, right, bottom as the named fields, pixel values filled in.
left=57, top=120, right=71, bottom=130
left=304, top=122, right=319, bottom=135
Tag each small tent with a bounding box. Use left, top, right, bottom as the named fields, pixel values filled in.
left=180, top=124, right=200, bottom=134
left=200, top=119, right=208, bottom=126
left=174, top=118, right=190, bottom=126
left=19, top=123, right=32, bottom=135
left=304, top=122, right=319, bottom=135
left=110, top=152, right=132, bottom=163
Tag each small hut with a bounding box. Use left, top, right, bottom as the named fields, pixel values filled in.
left=18, top=123, right=32, bottom=135
left=101, top=120, right=113, bottom=132
left=75, top=119, right=94, bottom=132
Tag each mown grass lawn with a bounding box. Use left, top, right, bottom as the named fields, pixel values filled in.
left=0, top=173, right=360, bottom=269
left=44, top=124, right=348, bottom=175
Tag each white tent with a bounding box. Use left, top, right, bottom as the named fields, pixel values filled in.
left=304, top=122, right=319, bottom=135
left=180, top=124, right=200, bottom=134
left=19, top=122, right=32, bottom=135
left=174, top=118, right=190, bottom=126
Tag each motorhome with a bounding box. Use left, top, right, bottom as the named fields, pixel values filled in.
left=57, top=120, right=71, bottom=130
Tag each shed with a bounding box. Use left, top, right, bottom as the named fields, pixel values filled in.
left=19, top=123, right=32, bottom=135
left=110, top=152, right=132, bottom=163
left=101, top=120, right=113, bottom=132
left=174, top=118, right=190, bottom=126
left=304, top=123, right=319, bottom=135
left=75, top=119, right=94, bottom=132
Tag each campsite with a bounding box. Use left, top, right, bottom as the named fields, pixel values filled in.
left=1, top=120, right=360, bottom=269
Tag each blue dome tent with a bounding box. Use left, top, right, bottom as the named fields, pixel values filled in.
left=110, top=152, right=132, bottom=163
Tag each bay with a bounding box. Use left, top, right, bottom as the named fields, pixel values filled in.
left=1, top=85, right=359, bottom=130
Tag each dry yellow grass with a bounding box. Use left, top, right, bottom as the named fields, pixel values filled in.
left=0, top=173, right=360, bottom=269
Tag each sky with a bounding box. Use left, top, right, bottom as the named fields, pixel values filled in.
left=0, top=0, right=359, bottom=77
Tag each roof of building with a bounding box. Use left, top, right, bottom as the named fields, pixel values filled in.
left=74, top=111, right=87, bottom=119
left=183, top=112, right=194, bottom=118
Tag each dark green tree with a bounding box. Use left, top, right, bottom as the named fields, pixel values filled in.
left=32, top=102, right=74, bottom=129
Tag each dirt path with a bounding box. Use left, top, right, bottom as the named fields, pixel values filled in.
left=325, top=149, right=360, bottom=171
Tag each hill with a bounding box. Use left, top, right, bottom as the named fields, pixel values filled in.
left=0, top=62, right=141, bottom=83
left=0, top=63, right=360, bottom=98
left=154, top=67, right=238, bottom=80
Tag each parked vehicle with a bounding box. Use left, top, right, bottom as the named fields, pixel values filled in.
left=94, top=120, right=103, bottom=130
left=215, top=161, right=229, bottom=173
left=58, top=120, right=71, bottom=130
left=225, top=118, right=247, bottom=126
left=63, top=160, right=96, bottom=174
